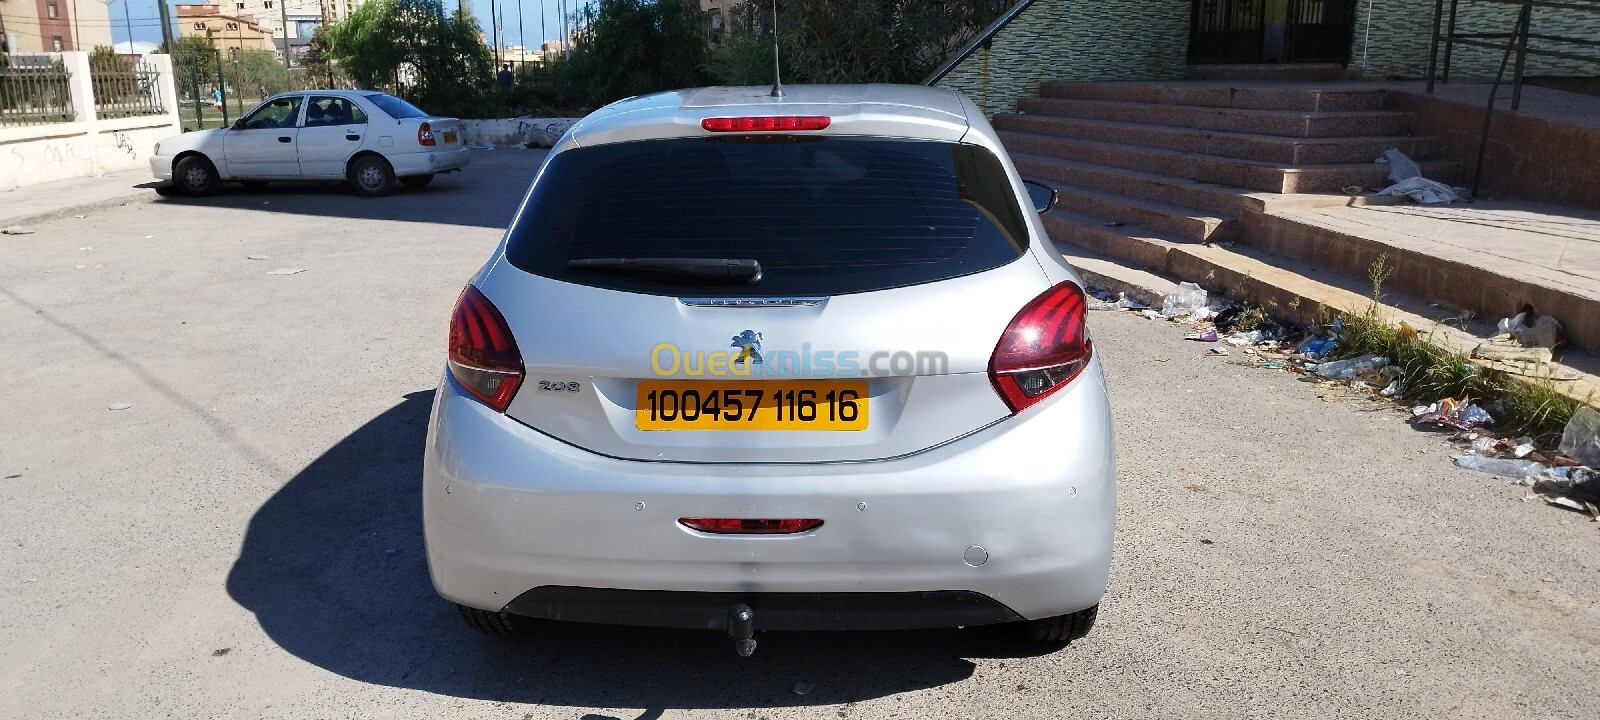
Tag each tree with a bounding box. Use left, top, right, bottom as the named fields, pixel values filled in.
left=324, top=0, right=492, bottom=117
left=166, top=36, right=220, bottom=100
left=229, top=49, right=291, bottom=98
left=706, top=1, right=1006, bottom=86
left=552, top=0, right=709, bottom=107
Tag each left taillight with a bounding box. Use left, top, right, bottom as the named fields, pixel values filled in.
left=448, top=285, right=523, bottom=412
left=988, top=281, right=1093, bottom=414
left=418, top=121, right=436, bottom=146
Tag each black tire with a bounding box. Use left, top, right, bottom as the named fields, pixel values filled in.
left=173, top=155, right=219, bottom=197
left=240, top=180, right=268, bottom=189
left=400, top=174, right=434, bottom=189
left=153, top=184, right=178, bottom=197
left=348, top=155, right=396, bottom=197
left=456, top=604, right=525, bottom=636
left=1022, top=603, right=1099, bottom=645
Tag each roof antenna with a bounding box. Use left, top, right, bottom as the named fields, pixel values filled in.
left=768, top=0, right=784, bottom=98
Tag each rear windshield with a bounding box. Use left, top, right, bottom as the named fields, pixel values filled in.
left=365, top=93, right=427, bottom=119
left=503, top=136, right=1030, bottom=297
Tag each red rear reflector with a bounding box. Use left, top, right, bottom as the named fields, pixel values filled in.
left=988, top=282, right=1093, bottom=414
left=418, top=121, right=436, bottom=146
left=680, top=518, right=824, bottom=535
left=701, top=116, right=831, bottom=132
left=447, top=285, right=523, bottom=412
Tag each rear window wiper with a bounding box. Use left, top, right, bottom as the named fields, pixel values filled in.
left=567, top=258, right=763, bottom=285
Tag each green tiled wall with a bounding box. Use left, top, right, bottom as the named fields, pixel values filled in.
left=936, top=0, right=1190, bottom=117
left=1352, top=0, right=1600, bottom=79
left=935, top=0, right=1598, bottom=117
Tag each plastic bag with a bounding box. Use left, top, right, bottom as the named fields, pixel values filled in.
left=1558, top=406, right=1600, bottom=467
left=1160, top=282, right=1208, bottom=318
left=1378, top=147, right=1423, bottom=184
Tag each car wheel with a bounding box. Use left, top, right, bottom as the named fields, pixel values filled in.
left=348, top=155, right=396, bottom=197
left=456, top=604, right=526, bottom=636
left=153, top=183, right=178, bottom=197
left=400, top=174, right=434, bottom=189
left=1021, top=603, right=1098, bottom=645
left=174, top=156, right=219, bottom=197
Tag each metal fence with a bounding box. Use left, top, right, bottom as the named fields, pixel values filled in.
left=0, top=55, right=75, bottom=127
left=90, top=55, right=167, bottom=119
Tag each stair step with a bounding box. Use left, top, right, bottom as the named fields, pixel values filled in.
left=994, top=113, right=1434, bottom=165
left=1045, top=181, right=1234, bottom=244
left=1184, top=63, right=1347, bottom=82
left=1012, top=151, right=1248, bottom=217
left=1043, top=210, right=1187, bottom=271
left=1015, top=97, right=1410, bottom=138
left=1001, top=130, right=1459, bottom=193
left=1037, top=82, right=1388, bottom=112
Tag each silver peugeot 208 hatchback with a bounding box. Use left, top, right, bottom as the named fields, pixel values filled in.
left=424, top=84, right=1115, bottom=655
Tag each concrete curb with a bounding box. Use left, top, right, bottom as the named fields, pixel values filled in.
left=2, top=188, right=155, bottom=230
left=1062, top=244, right=1600, bottom=409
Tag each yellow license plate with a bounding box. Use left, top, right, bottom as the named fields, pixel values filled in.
left=442, top=132, right=457, bottom=144
left=636, top=381, right=868, bottom=431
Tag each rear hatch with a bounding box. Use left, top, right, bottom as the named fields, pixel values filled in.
left=478, top=133, right=1051, bottom=463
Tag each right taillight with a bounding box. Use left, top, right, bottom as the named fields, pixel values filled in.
left=447, top=285, right=523, bottom=412
left=988, top=281, right=1093, bottom=414
left=418, top=121, right=436, bottom=146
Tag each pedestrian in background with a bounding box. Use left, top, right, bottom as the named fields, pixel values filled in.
left=497, top=64, right=513, bottom=89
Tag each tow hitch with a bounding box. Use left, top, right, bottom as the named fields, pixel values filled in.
left=727, top=603, right=757, bottom=657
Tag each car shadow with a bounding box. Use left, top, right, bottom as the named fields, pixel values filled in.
left=226, top=390, right=1054, bottom=710
left=146, top=149, right=545, bottom=230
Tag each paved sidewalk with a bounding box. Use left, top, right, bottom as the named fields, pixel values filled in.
left=1277, top=200, right=1600, bottom=301
left=0, top=168, right=156, bottom=229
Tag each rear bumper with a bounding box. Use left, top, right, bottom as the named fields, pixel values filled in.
left=506, top=587, right=1021, bottom=631
left=423, top=361, right=1116, bottom=627
left=390, top=146, right=470, bottom=176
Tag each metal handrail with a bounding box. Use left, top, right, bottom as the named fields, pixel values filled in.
left=923, top=0, right=1037, bottom=86
left=1427, top=0, right=1600, bottom=110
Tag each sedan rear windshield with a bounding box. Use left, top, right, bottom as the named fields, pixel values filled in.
left=365, top=93, right=427, bottom=119
left=503, top=136, right=1030, bottom=297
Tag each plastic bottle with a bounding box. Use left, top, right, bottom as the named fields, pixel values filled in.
left=1306, top=354, right=1388, bottom=380
left=1452, top=456, right=1547, bottom=478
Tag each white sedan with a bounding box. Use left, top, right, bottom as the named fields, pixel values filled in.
left=150, top=90, right=470, bottom=197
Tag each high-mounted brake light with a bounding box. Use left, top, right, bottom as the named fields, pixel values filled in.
left=680, top=518, right=824, bottom=535
left=701, top=116, right=831, bottom=132
left=418, top=121, right=436, bottom=146
left=988, top=282, right=1092, bottom=414
left=447, top=285, right=523, bottom=412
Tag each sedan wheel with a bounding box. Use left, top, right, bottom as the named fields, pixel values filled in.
left=174, top=156, right=219, bottom=197
left=349, top=155, right=396, bottom=197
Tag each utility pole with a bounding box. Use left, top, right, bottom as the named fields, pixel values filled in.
left=489, top=0, right=499, bottom=66
left=72, top=0, right=82, bottom=50
left=516, top=0, right=523, bottom=68
left=157, top=0, right=175, bottom=51
left=539, top=0, right=546, bottom=58
left=280, top=0, right=291, bottom=69
left=121, top=0, right=134, bottom=53
left=560, top=0, right=569, bottom=60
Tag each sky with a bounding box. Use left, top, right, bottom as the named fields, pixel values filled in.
left=84, top=0, right=579, bottom=48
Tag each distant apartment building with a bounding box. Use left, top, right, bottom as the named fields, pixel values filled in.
left=177, top=3, right=275, bottom=58
left=219, top=0, right=326, bottom=59
left=0, top=0, right=115, bottom=53
left=695, top=0, right=736, bottom=45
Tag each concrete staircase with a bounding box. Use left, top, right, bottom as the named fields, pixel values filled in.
left=994, top=81, right=1459, bottom=264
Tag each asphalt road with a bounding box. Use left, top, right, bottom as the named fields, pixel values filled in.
left=1, top=150, right=1596, bottom=720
